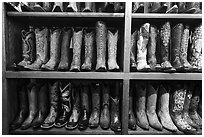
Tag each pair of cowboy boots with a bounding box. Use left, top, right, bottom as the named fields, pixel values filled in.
left=177, top=2, right=202, bottom=14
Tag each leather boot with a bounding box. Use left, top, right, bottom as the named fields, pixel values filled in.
left=166, top=2, right=178, bottom=13
left=128, top=86, right=136, bottom=130
left=107, top=29, right=120, bottom=71
left=65, top=2, right=78, bottom=12
left=66, top=86, right=81, bottom=130
left=20, top=2, right=34, bottom=12
left=81, top=29, right=94, bottom=71
left=41, top=28, right=61, bottom=70
left=198, top=93, right=202, bottom=118
left=41, top=81, right=60, bottom=129
left=100, top=83, right=110, bottom=129
left=132, top=2, right=144, bottom=13
left=83, top=2, right=92, bottom=12
left=185, top=2, right=201, bottom=14
left=130, top=29, right=137, bottom=71
left=58, top=28, right=72, bottom=71
left=78, top=84, right=90, bottom=130
left=135, top=83, right=149, bottom=130
left=189, top=83, right=202, bottom=129
left=70, top=28, right=83, bottom=72
left=189, top=24, right=202, bottom=72
left=21, top=79, right=38, bottom=130
left=177, top=2, right=186, bottom=13
left=104, top=2, right=114, bottom=13
left=95, top=21, right=107, bottom=71
left=89, top=83, right=100, bottom=128
left=147, top=25, right=162, bottom=71
left=157, top=84, right=178, bottom=132
left=15, top=27, right=36, bottom=70
left=52, top=2, right=63, bottom=12
left=146, top=83, right=163, bottom=131
left=180, top=25, right=193, bottom=72
left=170, top=82, right=196, bottom=134
left=25, top=27, right=50, bottom=70
left=171, top=23, right=184, bottom=71
left=55, top=82, right=72, bottom=128
left=114, top=2, right=125, bottom=13
left=6, top=2, right=22, bottom=12
left=136, top=23, right=151, bottom=71
left=33, top=2, right=53, bottom=12
left=10, top=84, right=29, bottom=130
left=151, top=2, right=167, bottom=13
left=31, top=82, right=49, bottom=128
left=160, top=22, right=176, bottom=72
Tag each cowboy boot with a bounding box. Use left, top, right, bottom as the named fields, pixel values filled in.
left=130, top=30, right=137, bottom=71
left=6, top=2, right=22, bottom=12
left=177, top=2, right=186, bottom=13
left=184, top=2, right=201, bottom=14
left=33, top=2, right=53, bottom=12
left=20, top=2, right=35, bottom=12
left=65, top=86, right=81, bottom=130
left=146, top=83, right=163, bottom=131
left=166, top=2, right=178, bottom=13
left=189, top=24, right=202, bottom=72
left=15, top=27, right=36, bottom=70
left=198, top=91, right=202, bottom=118
left=136, top=23, right=151, bottom=71
left=83, top=2, right=92, bottom=12
left=31, top=82, right=49, bottom=128
left=52, top=2, right=63, bottom=12
left=78, top=84, right=90, bottom=130
left=107, top=29, right=120, bottom=71
left=89, top=83, right=100, bottom=128
left=65, top=2, right=78, bottom=12
left=21, top=79, right=38, bottom=130
left=104, top=2, right=114, bottom=13
left=25, top=27, right=50, bottom=70
left=128, top=86, right=136, bottom=130
left=157, top=84, right=178, bottom=132
left=70, top=28, right=83, bottom=72
left=100, top=83, right=110, bottom=129
left=180, top=25, right=193, bottom=72
left=135, top=83, right=149, bottom=130
left=147, top=25, right=162, bottom=71
left=151, top=2, right=167, bottom=13
left=41, top=28, right=61, bottom=71
left=170, top=82, right=196, bottom=134
left=41, top=81, right=60, bottom=129
left=95, top=21, right=107, bottom=71
left=81, top=29, right=94, bottom=71
left=10, top=84, right=29, bottom=130
left=132, top=2, right=144, bottom=13
left=114, top=2, right=125, bottom=13
left=58, top=28, right=72, bottom=71
left=160, top=22, right=176, bottom=72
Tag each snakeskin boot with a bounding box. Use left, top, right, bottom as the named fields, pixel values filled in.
left=52, top=2, right=63, bottom=12
left=130, top=30, right=137, bottom=71
left=70, top=28, right=83, bottom=72
left=58, top=28, right=72, bottom=71
left=132, top=2, right=144, bottom=13
left=107, top=29, right=120, bottom=71
left=95, top=21, right=107, bottom=71
left=136, top=23, right=151, bottom=71
left=81, top=29, right=94, bottom=71
left=128, top=86, right=136, bottom=130
left=25, top=27, right=50, bottom=70
left=41, top=81, right=60, bottom=129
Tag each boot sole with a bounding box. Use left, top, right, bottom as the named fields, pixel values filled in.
left=54, top=122, right=67, bottom=128
left=65, top=123, right=78, bottom=130
left=40, top=123, right=54, bottom=129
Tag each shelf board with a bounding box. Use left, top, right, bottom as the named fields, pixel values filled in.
left=132, top=13, right=202, bottom=19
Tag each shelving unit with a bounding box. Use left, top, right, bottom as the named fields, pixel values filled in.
left=2, top=2, right=202, bottom=135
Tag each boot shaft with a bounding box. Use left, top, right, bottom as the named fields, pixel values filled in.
left=158, top=84, right=170, bottom=112
left=146, top=84, right=158, bottom=112
left=50, top=28, right=61, bottom=62
left=91, top=83, right=101, bottom=110
left=81, top=85, right=90, bottom=112
left=180, top=25, right=190, bottom=60
left=102, top=83, right=110, bottom=106
left=135, top=84, right=146, bottom=111
left=49, top=81, right=60, bottom=110
left=84, top=29, right=94, bottom=65
left=27, top=83, right=38, bottom=114
left=72, top=86, right=80, bottom=111
left=18, top=85, right=29, bottom=111
left=107, top=30, right=118, bottom=61
left=110, top=96, right=120, bottom=116
left=130, top=30, right=137, bottom=65
left=38, top=83, right=49, bottom=114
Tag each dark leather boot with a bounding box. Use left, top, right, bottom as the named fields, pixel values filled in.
left=177, top=2, right=186, bottom=13
left=171, top=23, right=184, bottom=71
left=65, top=2, right=78, bottom=12
left=100, top=83, right=110, bottom=129
left=95, top=21, right=107, bottom=71
left=147, top=25, right=162, bottom=71
left=89, top=83, right=100, bottom=128
left=107, top=29, right=120, bottom=71
left=78, top=84, right=90, bottom=130
left=58, top=28, right=72, bottom=71
left=41, top=81, right=60, bottom=129
left=146, top=83, right=163, bottom=131
left=160, top=22, right=176, bottom=72
left=185, top=2, right=201, bottom=14
left=31, top=83, right=49, bottom=128
left=170, top=82, right=196, bottom=134
left=41, top=28, right=61, bottom=71
left=25, top=27, right=50, bottom=70
left=70, top=28, right=83, bottom=72
left=15, top=27, right=36, bottom=70
left=81, top=29, right=94, bottom=71
left=128, top=86, right=136, bottom=130
left=10, top=84, right=29, bottom=130
left=114, top=2, right=125, bottom=13
left=66, top=86, right=81, bottom=130
left=33, top=2, right=53, bottom=12
left=55, top=82, right=72, bottom=128
left=151, top=2, right=167, bottom=13
left=166, top=2, right=178, bottom=13
left=83, top=2, right=92, bottom=12
left=132, top=2, right=144, bottom=13
left=157, top=84, right=178, bottom=132
left=52, top=2, right=63, bottom=12
left=130, top=29, right=137, bottom=71
left=104, top=2, right=114, bottom=13
left=189, top=24, right=202, bottom=72
left=135, top=83, right=149, bottom=130
left=21, top=79, right=38, bottom=130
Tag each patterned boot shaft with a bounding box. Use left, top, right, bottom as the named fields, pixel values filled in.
left=58, top=28, right=72, bottom=71
left=95, top=21, right=107, bottom=71
left=107, top=30, right=120, bottom=71
left=130, top=30, right=137, bottom=69
left=70, top=29, right=83, bottom=71
left=81, top=30, right=94, bottom=71
left=136, top=23, right=150, bottom=71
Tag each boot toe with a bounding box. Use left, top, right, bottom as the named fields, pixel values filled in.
left=41, top=122, right=54, bottom=129
left=65, top=122, right=78, bottom=130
